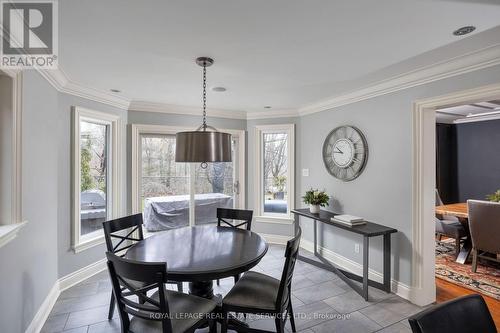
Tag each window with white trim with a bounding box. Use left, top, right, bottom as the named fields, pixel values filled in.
left=72, top=107, right=120, bottom=252
left=255, top=124, right=295, bottom=219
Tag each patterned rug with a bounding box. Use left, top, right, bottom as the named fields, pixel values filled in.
left=436, top=241, right=500, bottom=300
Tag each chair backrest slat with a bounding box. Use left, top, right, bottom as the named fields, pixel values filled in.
left=103, top=214, right=144, bottom=254
left=276, top=228, right=301, bottom=312
left=217, top=208, right=253, bottom=230
left=106, top=252, right=173, bottom=333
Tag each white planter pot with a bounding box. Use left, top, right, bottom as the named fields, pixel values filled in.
left=309, top=204, right=320, bottom=214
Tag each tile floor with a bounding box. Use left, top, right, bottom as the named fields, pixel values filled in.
left=42, top=244, right=424, bottom=332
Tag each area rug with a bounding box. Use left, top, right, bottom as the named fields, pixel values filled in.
left=436, top=241, right=500, bottom=300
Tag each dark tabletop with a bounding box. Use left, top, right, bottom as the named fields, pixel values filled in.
left=292, top=208, right=397, bottom=236
left=125, top=225, right=268, bottom=281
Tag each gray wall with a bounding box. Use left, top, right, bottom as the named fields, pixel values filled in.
left=455, top=119, right=500, bottom=202
left=0, top=71, right=59, bottom=332
left=297, top=64, right=500, bottom=286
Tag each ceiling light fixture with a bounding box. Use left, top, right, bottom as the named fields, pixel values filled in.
left=212, top=86, right=227, bottom=92
left=264, top=106, right=272, bottom=109
left=453, top=26, right=475, bottom=36
left=110, top=89, right=121, bottom=93
left=175, top=57, right=232, bottom=168
left=465, top=110, right=500, bottom=118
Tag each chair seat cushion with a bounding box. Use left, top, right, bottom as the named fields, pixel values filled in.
left=129, top=290, right=216, bottom=333
left=223, top=271, right=280, bottom=311
left=435, top=219, right=466, bottom=238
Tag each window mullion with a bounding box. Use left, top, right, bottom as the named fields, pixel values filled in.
left=189, top=163, right=195, bottom=226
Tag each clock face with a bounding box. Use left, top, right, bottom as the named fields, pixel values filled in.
left=322, top=126, right=368, bottom=181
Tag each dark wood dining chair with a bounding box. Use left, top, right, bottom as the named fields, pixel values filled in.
left=103, top=214, right=183, bottom=320
left=407, top=294, right=496, bottom=333
left=220, top=227, right=302, bottom=333
left=106, top=252, right=217, bottom=333
left=216, top=208, right=254, bottom=286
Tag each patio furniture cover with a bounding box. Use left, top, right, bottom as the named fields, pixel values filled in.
left=143, top=193, right=233, bottom=231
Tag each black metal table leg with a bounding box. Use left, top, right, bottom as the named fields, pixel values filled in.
left=362, top=236, right=369, bottom=300
left=383, top=233, right=391, bottom=292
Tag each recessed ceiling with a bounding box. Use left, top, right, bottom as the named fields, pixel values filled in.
left=59, top=0, right=500, bottom=113
left=437, top=100, right=500, bottom=123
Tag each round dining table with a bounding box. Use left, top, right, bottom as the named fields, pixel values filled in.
left=125, top=225, right=268, bottom=299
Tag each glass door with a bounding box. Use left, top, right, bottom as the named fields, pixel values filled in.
left=138, top=130, right=243, bottom=229
left=194, top=136, right=239, bottom=225
left=140, top=134, right=190, bottom=230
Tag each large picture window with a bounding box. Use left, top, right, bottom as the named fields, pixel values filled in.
left=72, top=107, right=120, bottom=252
left=255, top=124, right=295, bottom=220
left=131, top=125, right=245, bottom=230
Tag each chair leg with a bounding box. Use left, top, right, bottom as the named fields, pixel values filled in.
left=217, top=279, right=220, bottom=286
left=288, top=303, right=297, bottom=333
left=108, top=292, right=115, bottom=320
left=221, top=311, right=228, bottom=333
left=455, top=237, right=461, bottom=257
left=472, top=248, right=478, bottom=273
left=437, top=234, right=442, bottom=241
left=208, top=318, right=217, bottom=333
left=275, top=317, right=285, bottom=333
left=233, top=274, right=240, bottom=284
left=177, top=282, right=183, bottom=293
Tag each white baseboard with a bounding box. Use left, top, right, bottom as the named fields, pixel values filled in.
left=258, top=233, right=292, bottom=245
left=25, top=282, right=60, bottom=333
left=25, top=258, right=107, bottom=333
left=58, top=258, right=107, bottom=292
left=258, top=233, right=412, bottom=300
left=300, top=238, right=412, bottom=300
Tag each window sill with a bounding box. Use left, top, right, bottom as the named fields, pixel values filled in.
left=255, top=215, right=294, bottom=224
left=0, top=221, right=28, bottom=249
left=73, top=234, right=105, bottom=253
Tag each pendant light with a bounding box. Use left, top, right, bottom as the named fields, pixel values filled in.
left=175, top=57, right=232, bottom=168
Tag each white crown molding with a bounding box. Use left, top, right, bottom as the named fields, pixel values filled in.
left=30, top=43, right=500, bottom=120
left=129, top=100, right=247, bottom=120
left=299, top=44, right=500, bottom=116
left=246, top=108, right=299, bottom=120
left=37, top=68, right=131, bottom=110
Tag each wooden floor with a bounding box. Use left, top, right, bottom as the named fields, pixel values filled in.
left=436, top=277, right=500, bottom=330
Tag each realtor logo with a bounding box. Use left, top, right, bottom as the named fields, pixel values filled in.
left=1, top=0, right=58, bottom=68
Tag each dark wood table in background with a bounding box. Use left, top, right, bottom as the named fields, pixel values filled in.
left=435, top=203, right=471, bottom=264
left=125, top=225, right=268, bottom=299
left=292, top=208, right=397, bottom=301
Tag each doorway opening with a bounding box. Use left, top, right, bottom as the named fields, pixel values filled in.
left=411, top=83, right=500, bottom=306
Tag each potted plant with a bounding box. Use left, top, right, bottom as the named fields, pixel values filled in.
left=273, top=175, right=287, bottom=200
left=302, top=189, right=329, bottom=214
left=486, top=190, right=500, bottom=202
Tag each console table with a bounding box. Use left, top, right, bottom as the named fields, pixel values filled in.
left=292, top=208, right=397, bottom=300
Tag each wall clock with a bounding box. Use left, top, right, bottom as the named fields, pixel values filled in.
left=322, top=125, right=368, bottom=181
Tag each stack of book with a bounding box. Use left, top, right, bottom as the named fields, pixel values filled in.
left=331, top=214, right=366, bottom=226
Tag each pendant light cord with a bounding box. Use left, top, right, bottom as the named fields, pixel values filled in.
left=202, top=61, right=207, bottom=131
